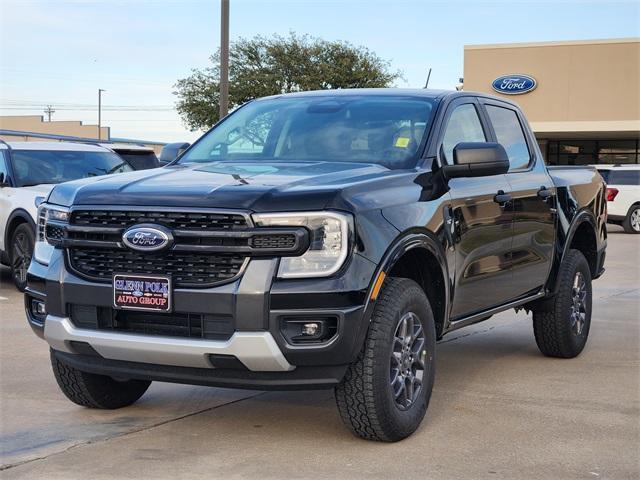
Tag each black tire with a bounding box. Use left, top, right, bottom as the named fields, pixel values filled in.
left=335, top=277, right=436, bottom=442
left=50, top=350, right=151, bottom=409
left=622, top=205, right=640, bottom=234
left=532, top=249, right=592, bottom=358
left=10, top=223, right=35, bottom=292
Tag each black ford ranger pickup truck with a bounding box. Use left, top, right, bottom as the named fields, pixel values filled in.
left=25, top=89, right=606, bottom=441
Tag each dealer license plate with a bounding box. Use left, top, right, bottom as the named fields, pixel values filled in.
left=113, top=274, right=172, bottom=312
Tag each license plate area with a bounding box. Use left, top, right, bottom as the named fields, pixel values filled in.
left=113, top=274, right=172, bottom=312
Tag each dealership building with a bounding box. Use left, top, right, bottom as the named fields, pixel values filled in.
left=463, top=38, right=639, bottom=165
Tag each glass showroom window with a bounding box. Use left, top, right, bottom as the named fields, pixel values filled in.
left=597, top=140, right=638, bottom=164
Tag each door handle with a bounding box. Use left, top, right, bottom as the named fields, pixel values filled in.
left=537, top=186, right=553, bottom=202
left=494, top=190, right=512, bottom=206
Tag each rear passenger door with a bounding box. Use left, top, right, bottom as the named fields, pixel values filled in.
left=480, top=99, right=556, bottom=298
left=440, top=98, right=516, bottom=320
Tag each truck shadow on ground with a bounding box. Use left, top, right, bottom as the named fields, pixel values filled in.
left=130, top=315, right=542, bottom=442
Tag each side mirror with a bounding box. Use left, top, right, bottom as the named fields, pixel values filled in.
left=442, top=142, right=510, bottom=179
left=0, top=172, right=8, bottom=187
left=159, top=142, right=191, bottom=164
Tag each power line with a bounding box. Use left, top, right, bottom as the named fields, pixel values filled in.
left=0, top=99, right=175, bottom=109
left=0, top=106, right=176, bottom=112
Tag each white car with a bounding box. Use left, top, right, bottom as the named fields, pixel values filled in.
left=596, top=165, right=640, bottom=234
left=0, top=141, right=132, bottom=290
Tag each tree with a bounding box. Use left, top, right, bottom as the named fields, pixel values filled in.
left=174, top=33, right=402, bottom=131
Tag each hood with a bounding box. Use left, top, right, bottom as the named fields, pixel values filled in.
left=21, top=184, right=55, bottom=196
left=47, top=161, right=393, bottom=212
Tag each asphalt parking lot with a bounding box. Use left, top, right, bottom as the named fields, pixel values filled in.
left=1, top=226, right=638, bottom=480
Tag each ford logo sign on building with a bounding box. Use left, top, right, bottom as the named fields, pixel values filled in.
left=492, top=74, right=537, bottom=95
left=122, top=225, right=172, bottom=252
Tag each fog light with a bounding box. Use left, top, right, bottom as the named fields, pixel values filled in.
left=302, top=323, right=319, bottom=336
left=28, top=298, right=47, bottom=324
left=32, top=299, right=46, bottom=316
left=279, top=316, right=339, bottom=345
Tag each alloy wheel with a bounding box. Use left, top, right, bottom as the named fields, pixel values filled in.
left=570, top=271, right=587, bottom=336
left=631, top=209, right=640, bottom=232
left=12, top=232, right=33, bottom=286
left=390, top=312, right=427, bottom=410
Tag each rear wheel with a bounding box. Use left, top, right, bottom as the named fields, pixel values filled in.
left=532, top=249, right=592, bottom=358
left=335, top=277, right=436, bottom=441
left=622, top=205, right=640, bottom=234
left=51, top=350, right=151, bottom=409
left=10, top=223, right=34, bottom=292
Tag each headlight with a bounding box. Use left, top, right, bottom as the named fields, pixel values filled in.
left=34, top=204, right=69, bottom=265
left=252, top=211, right=352, bottom=278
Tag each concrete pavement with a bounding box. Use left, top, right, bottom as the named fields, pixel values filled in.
left=1, top=225, right=638, bottom=479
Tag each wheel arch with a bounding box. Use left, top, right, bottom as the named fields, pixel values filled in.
left=5, top=209, right=36, bottom=252
left=548, top=210, right=599, bottom=293
left=364, top=229, right=450, bottom=339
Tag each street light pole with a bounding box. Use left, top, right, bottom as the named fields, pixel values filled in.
left=219, top=0, right=230, bottom=119
left=98, top=88, right=106, bottom=140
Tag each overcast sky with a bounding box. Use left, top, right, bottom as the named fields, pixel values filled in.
left=1, top=0, right=638, bottom=143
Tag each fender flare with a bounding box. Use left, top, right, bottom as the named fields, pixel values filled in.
left=4, top=208, right=36, bottom=251
left=548, top=209, right=597, bottom=294
left=562, top=209, right=597, bottom=263
left=362, top=228, right=450, bottom=325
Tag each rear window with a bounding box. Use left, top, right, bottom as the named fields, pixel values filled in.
left=11, top=150, right=132, bottom=187
left=117, top=151, right=159, bottom=170
left=606, top=170, right=640, bottom=186
left=596, top=169, right=611, bottom=183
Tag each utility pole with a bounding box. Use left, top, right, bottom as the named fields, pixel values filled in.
left=44, top=105, right=55, bottom=121
left=98, top=88, right=106, bottom=140
left=219, top=0, right=230, bottom=119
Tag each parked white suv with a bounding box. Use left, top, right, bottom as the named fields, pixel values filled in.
left=596, top=165, right=640, bottom=234
left=0, top=141, right=132, bottom=290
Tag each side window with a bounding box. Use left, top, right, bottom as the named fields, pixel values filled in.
left=485, top=105, right=531, bottom=171
left=609, top=170, right=640, bottom=186
left=441, top=104, right=486, bottom=164
left=0, top=151, right=9, bottom=184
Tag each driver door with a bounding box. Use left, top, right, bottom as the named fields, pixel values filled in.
left=439, top=98, right=516, bottom=320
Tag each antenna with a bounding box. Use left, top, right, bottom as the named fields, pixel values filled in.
left=424, top=68, right=432, bottom=89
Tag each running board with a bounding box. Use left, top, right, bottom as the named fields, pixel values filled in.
left=447, top=291, right=546, bottom=333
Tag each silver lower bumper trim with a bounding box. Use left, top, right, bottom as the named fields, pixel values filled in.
left=44, top=315, right=294, bottom=372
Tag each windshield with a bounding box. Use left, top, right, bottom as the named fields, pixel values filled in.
left=11, top=150, right=132, bottom=187
left=179, top=95, right=437, bottom=170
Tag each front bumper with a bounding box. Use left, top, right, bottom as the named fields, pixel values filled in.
left=45, top=315, right=293, bottom=371
left=25, top=248, right=376, bottom=388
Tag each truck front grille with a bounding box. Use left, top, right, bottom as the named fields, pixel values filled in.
left=68, top=248, right=246, bottom=287
left=65, top=208, right=251, bottom=288
left=63, top=208, right=306, bottom=288
left=70, top=210, right=248, bottom=231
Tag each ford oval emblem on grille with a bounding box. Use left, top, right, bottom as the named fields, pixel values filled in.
left=122, top=225, right=172, bottom=252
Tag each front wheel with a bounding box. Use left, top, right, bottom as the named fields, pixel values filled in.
left=532, top=249, right=592, bottom=358
left=335, top=277, right=436, bottom=442
left=51, top=350, right=151, bottom=409
left=622, top=205, right=640, bottom=234
left=10, top=223, right=34, bottom=292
